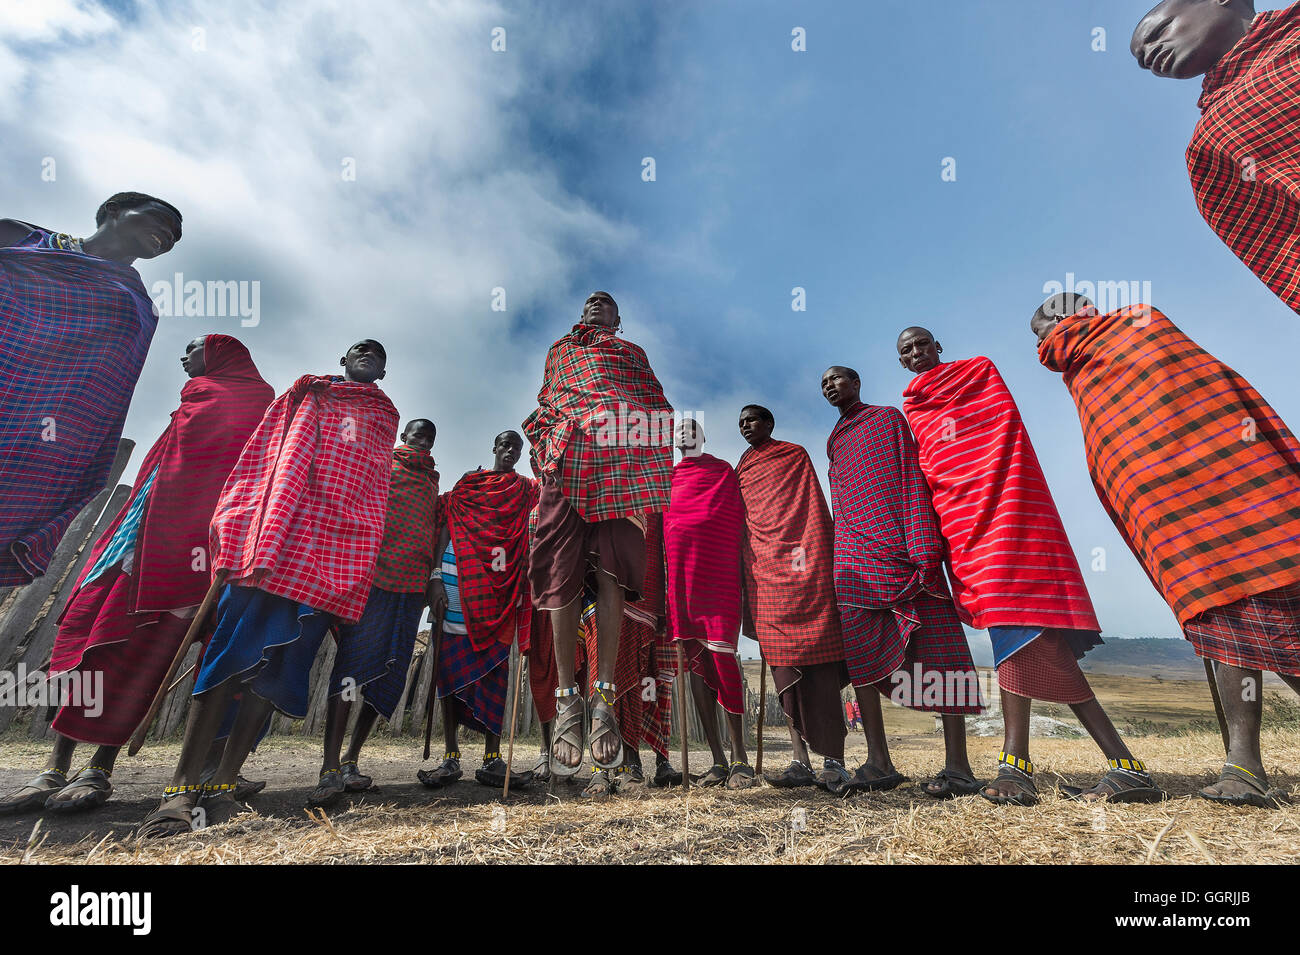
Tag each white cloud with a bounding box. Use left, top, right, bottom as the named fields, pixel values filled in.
left=0, top=0, right=116, bottom=46
left=0, top=0, right=639, bottom=485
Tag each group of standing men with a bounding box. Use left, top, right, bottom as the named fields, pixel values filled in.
left=0, top=0, right=1298, bottom=838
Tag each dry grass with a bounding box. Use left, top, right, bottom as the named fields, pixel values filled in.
left=3, top=729, right=1297, bottom=865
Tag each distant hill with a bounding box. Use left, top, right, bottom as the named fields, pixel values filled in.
left=966, top=635, right=1204, bottom=678
left=1080, top=637, right=1204, bottom=677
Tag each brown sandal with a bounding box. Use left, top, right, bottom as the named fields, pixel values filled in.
left=0, top=769, right=68, bottom=814
left=136, top=786, right=203, bottom=839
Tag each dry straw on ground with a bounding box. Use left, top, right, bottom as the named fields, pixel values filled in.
left=2, top=729, right=1296, bottom=864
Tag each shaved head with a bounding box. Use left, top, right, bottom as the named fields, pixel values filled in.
left=896, top=326, right=933, bottom=349
left=896, top=326, right=943, bottom=375
left=1032, top=292, right=1093, bottom=344
left=1131, top=0, right=1255, bottom=79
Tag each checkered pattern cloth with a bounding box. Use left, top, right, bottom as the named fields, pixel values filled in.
left=330, top=586, right=426, bottom=719
left=643, top=638, right=676, bottom=759
left=996, top=629, right=1095, bottom=705
left=522, top=323, right=673, bottom=522
left=736, top=438, right=844, bottom=667
left=827, top=402, right=950, bottom=610
left=1190, top=6, right=1300, bottom=314
left=209, top=375, right=400, bottom=623
left=371, top=445, right=440, bottom=593
left=579, top=594, right=657, bottom=749
left=444, top=470, right=538, bottom=653
left=0, top=229, right=159, bottom=584
left=841, top=599, right=983, bottom=714
left=525, top=609, right=558, bottom=723
left=1184, top=580, right=1300, bottom=677
left=1040, top=305, right=1300, bottom=625
left=902, top=356, right=1101, bottom=634
left=437, top=620, right=511, bottom=735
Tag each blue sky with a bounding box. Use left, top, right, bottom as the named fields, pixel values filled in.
left=2, top=1, right=1295, bottom=643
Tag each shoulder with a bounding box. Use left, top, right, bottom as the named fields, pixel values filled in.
left=0, top=219, right=40, bottom=247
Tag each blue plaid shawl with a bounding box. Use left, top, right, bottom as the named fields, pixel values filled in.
left=0, top=229, right=157, bottom=584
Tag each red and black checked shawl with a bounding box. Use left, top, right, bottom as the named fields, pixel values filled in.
left=371, top=445, right=440, bottom=593
left=735, top=438, right=844, bottom=667
left=827, top=402, right=951, bottom=611
left=902, top=357, right=1100, bottom=633
left=1040, top=305, right=1300, bottom=625
left=444, top=469, right=539, bottom=652
left=209, top=375, right=399, bottom=622
left=1190, top=6, right=1300, bottom=314
left=522, top=323, right=673, bottom=522
left=0, top=230, right=159, bottom=584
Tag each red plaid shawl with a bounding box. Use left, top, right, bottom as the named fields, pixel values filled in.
left=1040, top=305, right=1300, bottom=624
left=68, top=335, right=273, bottom=612
left=522, top=323, right=673, bottom=522
left=902, top=357, right=1100, bottom=633
left=0, top=230, right=159, bottom=584
left=664, top=453, right=743, bottom=651
left=371, top=445, right=440, bottom=592
left=209, top=375, right=399, bottom=622
left=445, top=469, right=539, bottom=652
left=735, top=438, right=844, bottom=667
left=827, top=402, right=950, bottom=610
left=1190, top=5, right=1300, bottom=314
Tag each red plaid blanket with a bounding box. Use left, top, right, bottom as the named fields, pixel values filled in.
left=69, top=335, right=273, bottom=612
left=444, top=470, right=539, bottom=652
left=827, top=402, right=949, bottom=610
left=902, top=356, right=1100, bottom=633
left=1040, top=305, right=1300, bottom=624
left=0, top=229, right=159, bottom=584
left=735, top=438, right=844, bottom=667
left=665, top=453, right=743, bottom=651
left=371, top=445, right=440, bottom=592
left=1190, top=5, right=1300, bottom=314
left=209, top=375, right=399, bottom=622
left=522, top=323, right=673, bottom=522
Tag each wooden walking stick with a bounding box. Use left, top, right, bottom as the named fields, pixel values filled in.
left=503, top=643, right=525, bottom=798
left=675, top=641, right=690, bottom=791
left=755, top=656, right=767, bottom=776
left=128, top=570, right=228, bottom=756
left=1203, top=658, right=1231, bottom=756
left=422, top=606, right=447, bottom=761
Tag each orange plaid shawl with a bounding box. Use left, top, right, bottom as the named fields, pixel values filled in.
left=1039, top=305, right=1300, bottom=624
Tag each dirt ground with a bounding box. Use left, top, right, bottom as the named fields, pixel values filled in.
left=2, top=718, right=1297, bottom=864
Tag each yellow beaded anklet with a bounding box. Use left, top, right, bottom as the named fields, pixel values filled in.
left=998, top=751, right=1033, bottom=776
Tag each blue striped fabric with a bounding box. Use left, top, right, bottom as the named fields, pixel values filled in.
left=440, top=542, right=468, bottom=636
left=82, top=466, right=158, bottom=585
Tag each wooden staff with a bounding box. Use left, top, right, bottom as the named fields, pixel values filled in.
left=422, top=607, right=447, bottom=762
left=675, top=641, right=689, bottom=791
left=503, top=644, right=524, bottom=798
left=128, top=570, right=228, bottom=757
left=1203, top=658, right=1231, bottom=756
left=755, top=656, right=767, bottom=775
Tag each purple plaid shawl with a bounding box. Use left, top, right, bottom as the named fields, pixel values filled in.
left=826, top=402, right=950, bottom=609
left=0, top=229, right=158, bottom=584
